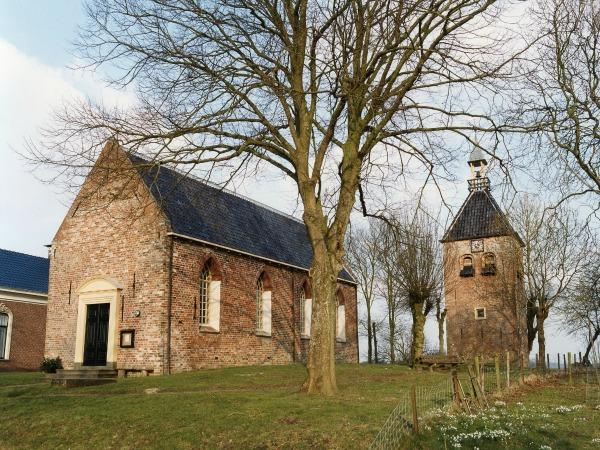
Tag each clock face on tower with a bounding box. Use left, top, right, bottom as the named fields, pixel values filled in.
left=471, top=239, right=484, bottom=253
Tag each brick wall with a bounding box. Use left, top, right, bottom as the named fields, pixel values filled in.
left=0, top=299, right=47, bottom=371
left=168, top=237, right=358, bottom=372
left=443, top=235, right=527, bottom=359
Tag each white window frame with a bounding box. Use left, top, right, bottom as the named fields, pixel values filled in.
left=256, top=275, right=271, bottom=336
left=474, top=307, right=487, bottom=320
left=0, top=305, right=13, bottom=360
left=300, top=290, right=312, bottom=338
left=336, top=304, right=346, bottom=342
left=199, top=263, right=221, bottom=333
left=199, top=266, right=211, bottom=326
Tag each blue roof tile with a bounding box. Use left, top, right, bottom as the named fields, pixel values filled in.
left=130, top=155, right=355, bottom=283
left=0, top=248, right=49, bottom=294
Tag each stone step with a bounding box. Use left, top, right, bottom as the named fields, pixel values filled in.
left=55, top=369, right=118, bottom=379
left=51, top=368, right=118, bottom=387
left=51, top=377, right=116, bottom=388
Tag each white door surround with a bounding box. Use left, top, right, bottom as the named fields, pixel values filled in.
left=74, top=278, right=121, bottom=368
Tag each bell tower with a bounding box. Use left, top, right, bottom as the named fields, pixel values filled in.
left=441, top=148, right=527, bottom=360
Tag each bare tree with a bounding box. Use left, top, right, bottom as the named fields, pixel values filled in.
left=29, top=0, right=525, bottom=394
left=375, top=221, right=403, bottom=364
left=512, top=195, right=590, bottom=367
left=519, top=0, right=600, bottom=206
left=346, top=223, right=380, bottom=363
left=561, top=249, right=600, bottom=365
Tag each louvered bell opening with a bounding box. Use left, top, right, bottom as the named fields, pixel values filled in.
left=459, top=266, right=474, bottom=277
left=482, top=264, right=496, bottom=276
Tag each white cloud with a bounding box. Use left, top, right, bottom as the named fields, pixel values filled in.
left=0, top=39, right=134, bottom=257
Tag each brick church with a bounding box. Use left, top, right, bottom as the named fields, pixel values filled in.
left=45, top=142, right=358, bottom=376
left=441, top=149, right=527, bottom=360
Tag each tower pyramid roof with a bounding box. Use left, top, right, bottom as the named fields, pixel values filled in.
left=441, top=189, right=523, bottom=245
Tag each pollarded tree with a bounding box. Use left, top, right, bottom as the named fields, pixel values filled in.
left=392, top=211, right=442, bottom=365
left=30, top=0, right=525, bottom=394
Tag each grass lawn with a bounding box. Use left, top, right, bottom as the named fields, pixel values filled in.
left=405, top=377, right=600, bottom=449
left=0, top=364, right=448, bottom=449
left=2, top=366, right=598, bottom=449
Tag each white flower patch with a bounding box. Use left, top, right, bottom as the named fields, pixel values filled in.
left=591, top=437, right=600, bottom=443
left=555, top=405, right=584, bottom=414
left=494, top=400, right=507, bottom=408
left=539, top=445, right=552, bottom=450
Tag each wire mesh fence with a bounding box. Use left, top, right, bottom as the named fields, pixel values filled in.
left=369, top=354, right=600, bottom=450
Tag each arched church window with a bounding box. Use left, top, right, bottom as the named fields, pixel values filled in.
left=256, top=272, right=272, bottom=336
left=199, top=258, right=222, bottom=332
left=256, top=276, right=264, bottom=329
left=482, top=253, right=496, bottom=276
left=199, top=265, right=212, bottom=325
left=459, top=255, right=474, bottom=277
left=336, top=290, right=346, bottom=342
left=300, top=281, right=312, bottom=337
left=0, top=309, right=12, bottom=360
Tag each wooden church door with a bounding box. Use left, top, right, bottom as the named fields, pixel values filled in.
left=83, top=303, right=110, bottom=366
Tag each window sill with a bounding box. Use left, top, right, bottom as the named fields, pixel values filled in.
left=255, top=330, right=271, bottom=338
left=300, top=334, right=311, bottom=340
left=199, top=325, right=220, bottom=334
left=336, top=338, right=347, bottom=343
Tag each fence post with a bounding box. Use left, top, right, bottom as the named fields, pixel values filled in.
left=568, top=352, right=572, bottom=384
left=546, top=353, right=550, bottom=372
left=506, top=351, right=510, bottom=388
left=411, top=385, right=419, bottom=434
left=563, top=354, right=567, bottom=374
left=474, top=355, right=480, bottom=390
left=495, top=355, right=501, bottom=392
left=557, top=353, right=561, bottom=371
left=520, top=352, right=525, bottom=384
left=579, top=351, right=582, bottom=364
left=481, top=356, right=485, bottom=392
left=373, top=322, right=378, bottom=364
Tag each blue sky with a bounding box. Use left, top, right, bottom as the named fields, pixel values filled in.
left=0, top=1, right=83, bottom=67
left=0, top=0, right=584, bottom=358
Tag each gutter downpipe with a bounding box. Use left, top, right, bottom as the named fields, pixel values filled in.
left=166, top=235, right=174, bottom=375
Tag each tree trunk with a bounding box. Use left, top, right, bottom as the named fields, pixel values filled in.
left=367, top=306, right=373, bottom=363
left=536, top=311, right=547, bottom=369
left=303, top=247, right=338, bottom=396
left=373, top=322, right=379, bottom=363
left=583, top=327, right=600, bottom=365
left=389, top=313, right=396, bottom=364
left=410, top=301, right=426, bottom=366
left=526, top=297, right=538, bottom=353
left=437, top=311, right=446, bottom=355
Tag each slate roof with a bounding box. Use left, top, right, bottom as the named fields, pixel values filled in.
left=129, top=155, right=355, bottom=283
left=441, top=188, right=523, bottom=245
left=0, top=248, right=49, bottom=295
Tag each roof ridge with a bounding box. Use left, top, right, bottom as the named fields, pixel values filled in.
left=129, top=153, right=304, bottom=225
left=0, top=248, right=48, bottom=261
